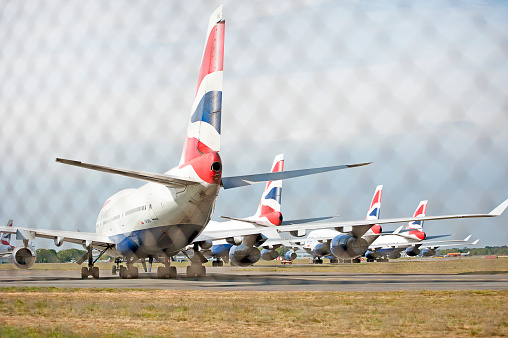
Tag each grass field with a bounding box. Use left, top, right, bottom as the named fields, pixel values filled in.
left=1, top=257, right=506, bottom=274
left=0, top=288, right=506, bottom=337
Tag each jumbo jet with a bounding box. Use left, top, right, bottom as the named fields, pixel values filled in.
left=365, top=201, right=479, bottom=261
left=1, top=6, right=506, bottom=278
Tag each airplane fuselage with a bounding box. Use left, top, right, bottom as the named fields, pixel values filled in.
left=96, top=152, right=222, bottom=258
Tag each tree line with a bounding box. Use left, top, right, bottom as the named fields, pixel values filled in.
left=36, top=248, right=87, bottom=263
left=438, top=246, right=508, bottom=256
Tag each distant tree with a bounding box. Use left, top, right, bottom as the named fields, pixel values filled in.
left=276, top=246, right=290, bottom=256
left=57, top=248, right=87, bottom=263
left=36, top=249, right=58, bottom=263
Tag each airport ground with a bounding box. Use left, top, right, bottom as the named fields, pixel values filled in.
left=1, top=257, right=507, bottom=336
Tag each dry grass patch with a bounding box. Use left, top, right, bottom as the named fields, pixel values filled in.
left=0, top=288, right=506, bottom=337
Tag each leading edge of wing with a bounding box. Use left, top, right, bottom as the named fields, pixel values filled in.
left=0, top=225, right=114, bottom=248
left=56, top=158, right=202, bottom=187
left=195, top=198, right=508, bottom=242
left=220, top=162, right=371, bottom=189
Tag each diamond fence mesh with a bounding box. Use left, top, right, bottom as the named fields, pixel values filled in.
left=1, top=1, right=507, bottom=249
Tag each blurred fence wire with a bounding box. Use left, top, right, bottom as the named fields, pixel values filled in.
left=1, top=0, right=507, bottom=247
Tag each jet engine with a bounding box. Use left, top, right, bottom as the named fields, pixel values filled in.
left=284, top=250, right=297, bottom=261
left=330, top=234, right=368, bottom=259
left=405, top=247, right=421, bottom=257
left=422, top=248, right=436, bottom=257
left=314, top=242, right=331, bottom=257
left=365, top=250, right=378, bottom=260
left=260, top=248, right=279, bottom=261
left=211, top=244, right=232, bottom=259
left=12, top=246, right=36, bottom=269
left=389, top=252, right=401, bottom=259
left=229, top=244, right=261, bottom=267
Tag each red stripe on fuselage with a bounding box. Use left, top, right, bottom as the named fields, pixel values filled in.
left=195, top=22, right=225, bottom=96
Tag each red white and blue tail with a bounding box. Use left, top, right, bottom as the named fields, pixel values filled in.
left=180, top=5, right=225, bottom=165
left=404, top=200, right=427, bottom=240
left=364, top=185, right=383, bottom=236
left=252, top=154, right=284, bottom=226
left=1, top=220, right=14, bottom=249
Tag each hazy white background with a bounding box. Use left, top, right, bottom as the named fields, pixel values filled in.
left=1, top=0, right=507, bottom=250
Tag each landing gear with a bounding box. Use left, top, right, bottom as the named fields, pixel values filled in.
left=352, top=258, right=361, bottom=264
left=313, top=258, right=323, bottom=264
left=118, top=258, right=139, bottom=279
left=186, top=264, right=206, bottom=277
left=329, top=258, right=338, bottom=264
left=81, top=266, right=99, bottom=279
left=80, top=245, right=101, bottom=279
left=157, top=265, right=177, bottom=279
left=186, top=243, right=207, bottom=277
left=212, top=260, right=224, bottom=267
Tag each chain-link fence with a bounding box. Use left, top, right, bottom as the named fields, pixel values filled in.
left=1, top=0, right=507, bottom=249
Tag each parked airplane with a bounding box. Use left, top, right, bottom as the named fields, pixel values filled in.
left=1, top=6, right=506, bottom=278
left=0, top=6, right=369, bottom=279
left=298, top=185, right=384, bottom=264
left=365, top=201, right=475, bottom=261
left=0, top=220, right=16, bottom=258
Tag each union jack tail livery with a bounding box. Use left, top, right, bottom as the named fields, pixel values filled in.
left=252, top=154, right=284, bottom=226
left=1, top=220, right=14, bottom=249
left=404, top=200, right=427, bottom=240
left=180, top=5, right=224, bottom=165
left=364, top=185, right=383, bottom=236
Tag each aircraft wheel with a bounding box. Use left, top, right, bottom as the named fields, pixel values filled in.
left=169, top=266, right=177, bottom=278
left=92, top=267, right=100, bottom=279
left=129, top=267, right=138, bottom=279
left=119, top=266, right=128, bottom=279
left=187, top=265, right=204, bottom=277
left=112, top=265, right=117, bottom=275
left=81, top=267, right=89, bottom=279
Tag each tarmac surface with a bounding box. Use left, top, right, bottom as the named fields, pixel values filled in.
left=1, top=266, right=507, bottom=291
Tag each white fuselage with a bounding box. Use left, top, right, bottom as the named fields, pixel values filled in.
left=95, top=163, right=220, bottom=258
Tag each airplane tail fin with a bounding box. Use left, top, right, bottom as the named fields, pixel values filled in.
left=403, top=200, right=428, bottom=240
left=251, top=154, right=284, bottom=226
left=180, top=5, right=225, bottom=165
left=1, top=220, right=13, bottom=246
left=364, top=185, right=383, bottom=236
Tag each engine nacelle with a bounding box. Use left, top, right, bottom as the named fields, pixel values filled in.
left=226, top=237, right=242, bottom=246
left=199, top=240, right=213, bottom=250
left=314, top=242, right=331, bottom=257
left=365, top=250, right=378, bottom=260
left=285, top=250, right=297, bottom=261
left=229, top=244, right=261, bottom=267
left=422, top=248, right=436, bottom=257
left=211, top=244, right=232, bottom=258
left=54, top=236, right=64, bottom=247
left=12, top=246, right=36, bottom=269
left=330, top=234, right=368, bottom=259
left=405, top=247, right=421, bottom=257
left=389, top=252, right=401, bottom=259
left=260, top=249, right=279, bottom=261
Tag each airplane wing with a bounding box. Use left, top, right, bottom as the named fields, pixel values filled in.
left=56, top=158, right=202, bottom=188
left=0, top=252, right=12, bottom=258
left=194, top=198, right=508, bottom=242
left=369, top=235, right=473, bottom=251
left=0, top=225, right=114, bottom=249
left=424, top=239, right=479, bottom=250
left=220, top=162, right=371, bottom=189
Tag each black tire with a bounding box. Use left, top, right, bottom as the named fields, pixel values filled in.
left=92, top=267, right=99, bottom=279
left=81, top=267, right=89, bottom=279
left=112, top=265, right=117, bottom=275
left=168, top=266, right=177, bottom=278
left=120, top=266, right=127, bottom=279
left=130, top=267, right=138, bottom=279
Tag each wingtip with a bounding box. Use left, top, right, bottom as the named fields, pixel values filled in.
left=348, top=162, right=372, bottom=168
left=489, top=198, right=508, bottom=216
left=471, top=239, right=479, bottom=245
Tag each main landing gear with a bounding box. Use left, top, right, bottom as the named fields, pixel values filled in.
left=157, top=257, right=177, bottom=279
left=212, top=259, right=224, bottom=267
left=187, top=243, right=207, bottom=277
left=80, top=244, right=108, bottom=279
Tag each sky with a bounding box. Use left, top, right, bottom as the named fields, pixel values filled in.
left=0, top=0, right=507, bottom=250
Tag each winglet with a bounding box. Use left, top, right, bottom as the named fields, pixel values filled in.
left=471, top=239, right=479, bottom=245
left=489, top=198, right=508, bottom=216
left=464, top=235, right=472, bottom=241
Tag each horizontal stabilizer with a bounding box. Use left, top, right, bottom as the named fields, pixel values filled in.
left=56, top=158, right=201, bottom=187
left=221, top=162, right=371, bottom=189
